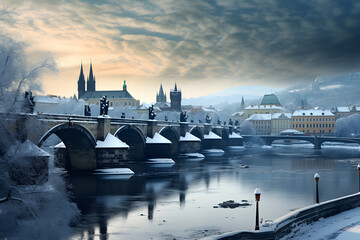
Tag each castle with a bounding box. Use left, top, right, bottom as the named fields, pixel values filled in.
left=77, top=61, right=140, bottom=107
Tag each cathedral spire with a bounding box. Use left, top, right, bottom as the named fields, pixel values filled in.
left=77, top=61, right=85, bottom=98
left=87, top=60, right=96, bottom=91
left=174, top=83, right=178, bottom=92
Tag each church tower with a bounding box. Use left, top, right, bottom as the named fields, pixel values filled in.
left=156, top=84, right=167, bottom=103
left=240, top=96, right=245, bottom=110
left=77, top=62, right=85, bottom=98
left=123, top=80, right=127, bottom=91
left=87, top=60, right=96, bottom=92
left=170, top=83, right=181, bottom=111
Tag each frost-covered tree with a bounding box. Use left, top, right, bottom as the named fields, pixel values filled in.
left=0, top=36, right=55, bottom=112
left=335, top=114, right=360, bottom=137
left=0, top=7, right=78, bottom=239
left=239, top=120, right=256, bottom=135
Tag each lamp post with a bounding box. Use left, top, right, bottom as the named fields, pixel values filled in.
left=357, top=165, right=360, bottom=192
left=254, top=187, right=261, bottom=231
left=314, top=173, right=320, bottom=204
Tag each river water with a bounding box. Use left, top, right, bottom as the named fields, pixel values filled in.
left=69, top=143, right=360, bottom=239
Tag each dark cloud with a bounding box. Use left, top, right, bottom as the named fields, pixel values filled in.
left=6, top=0, right=360, bottom=88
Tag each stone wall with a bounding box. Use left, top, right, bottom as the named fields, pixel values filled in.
left=179, top=141, right=201, bottom=153
left=206, top=192, right=360, bottom=240
left=96, top=148, right=129, bottom=168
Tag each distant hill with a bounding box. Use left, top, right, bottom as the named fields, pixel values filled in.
left=182, top=85, right=282, bottom=106
left=277, top=73, right=360, bottom=111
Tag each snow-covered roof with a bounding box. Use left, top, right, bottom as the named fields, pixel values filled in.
left=271, top=113, right=292, bottom=119
left=247, top=114, right=272, bottom=121
left=146, top=133, right=172, bottom=144
left=35, top=95, right=73, bottom=104
left=281, top=129, right=304, bottom=135
left=202, top=106, right=217, bottom=112
left=229, top=132, right=243, bottom=139
left=292, top=110, right=334, bottom=117
left=54, top=142, right=66, bottom=148
left=351, top=105, right=360, bottom=111
left=231, top=112, right=244, bottom=117
left=335, top=107, right=350, bottom=112
left=179, top=132, right=201, bottom=142
left=7, top=140, right=50, bottom=157
left=245, top=104, right=284, bottom=110
left=96, top=133, right=129, bottom=148
left=203, top=131, right=221, bottom=140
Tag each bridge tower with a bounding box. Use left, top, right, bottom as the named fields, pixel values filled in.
left=77, top=62, right=86, bottom=98
left=170, top=83, right=181, bottom=111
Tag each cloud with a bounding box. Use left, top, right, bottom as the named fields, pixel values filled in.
left=3, top=0, right=360, bottom=101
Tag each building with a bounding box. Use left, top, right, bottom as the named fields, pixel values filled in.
left=244, top=104, right=284, bottom=119
left=292, top=110, right=335, bottom=135
left=271, top=113, right=292, bottom=135
left=244, top=93, right=284, bottom=119
left=170, top=83, right=182, bottom=111
left=246, top=114, right=272, bottom=135
left=77, top=62, right=140, bottom=107
left=331, top=106, right=360, bottom=120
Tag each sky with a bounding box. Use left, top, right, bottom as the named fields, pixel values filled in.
left=3, top=0, right=360, bottom=102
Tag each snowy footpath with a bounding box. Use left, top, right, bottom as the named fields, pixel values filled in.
left=282, top=207, right=360, bottom=240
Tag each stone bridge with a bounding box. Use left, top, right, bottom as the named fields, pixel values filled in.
left=1, top=113, right=242, bottom=171
left=242, top=135, right=360, bottom=149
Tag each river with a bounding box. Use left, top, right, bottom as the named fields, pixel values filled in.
left=69, top=143, right=360, bottom=239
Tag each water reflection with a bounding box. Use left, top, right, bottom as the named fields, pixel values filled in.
left=70, top=145, right=360, bottom=239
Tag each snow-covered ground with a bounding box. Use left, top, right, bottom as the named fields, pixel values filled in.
left=281, top=207, right=360, bottom=240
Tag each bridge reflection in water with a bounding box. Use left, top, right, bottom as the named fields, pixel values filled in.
left=69, top=145, right=360, bottom=240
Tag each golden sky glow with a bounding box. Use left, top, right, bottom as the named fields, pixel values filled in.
left=3, top=0, right=360, bottom=102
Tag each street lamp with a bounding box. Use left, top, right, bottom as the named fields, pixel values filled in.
left=357, top=165, right=360, bottom=192
left=254, top=187, right=261, bottom=231
left=314, top=173, right=320, bottom=204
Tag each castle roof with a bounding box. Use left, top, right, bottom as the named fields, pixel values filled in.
left=260, top=94, right=281, bottom=106
left=80, top=90, right=134, bottom=100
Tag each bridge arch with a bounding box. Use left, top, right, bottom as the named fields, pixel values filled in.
left=190, top=126, right=203, bottom=141
left=159, top=126, right=180, bottom=155
left=114, top=125, right=146, bottom=161
left=38, top=123, right=97, bottom=171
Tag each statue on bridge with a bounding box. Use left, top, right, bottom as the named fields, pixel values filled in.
left=22, top=91, right=35, bottom=113
left=148, top=105, right=156, bottom=120
left=217, top=118, right=221, bottom=125
left=205, top=113, right=212, bottom=124
left=180, top=111, right=188, bottom=122
left=121, top=112, right=126, bottom=118
left=229, top=118, right=233, bottom=126
left=100, top=95, right=109, bottom=116
left=235, top=119, right=239, bottom=126
left=84, top=105, right=91, bottom=116
left=164, top=115, right=168, bottom=121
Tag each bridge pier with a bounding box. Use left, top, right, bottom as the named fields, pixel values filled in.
left=313, top=138, right=322, bottom=149
left=180, top=123, right=188, bottom=137
left=147, top=120, right=157, bottom=137
left=97, top=117, right=111, bottom=141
